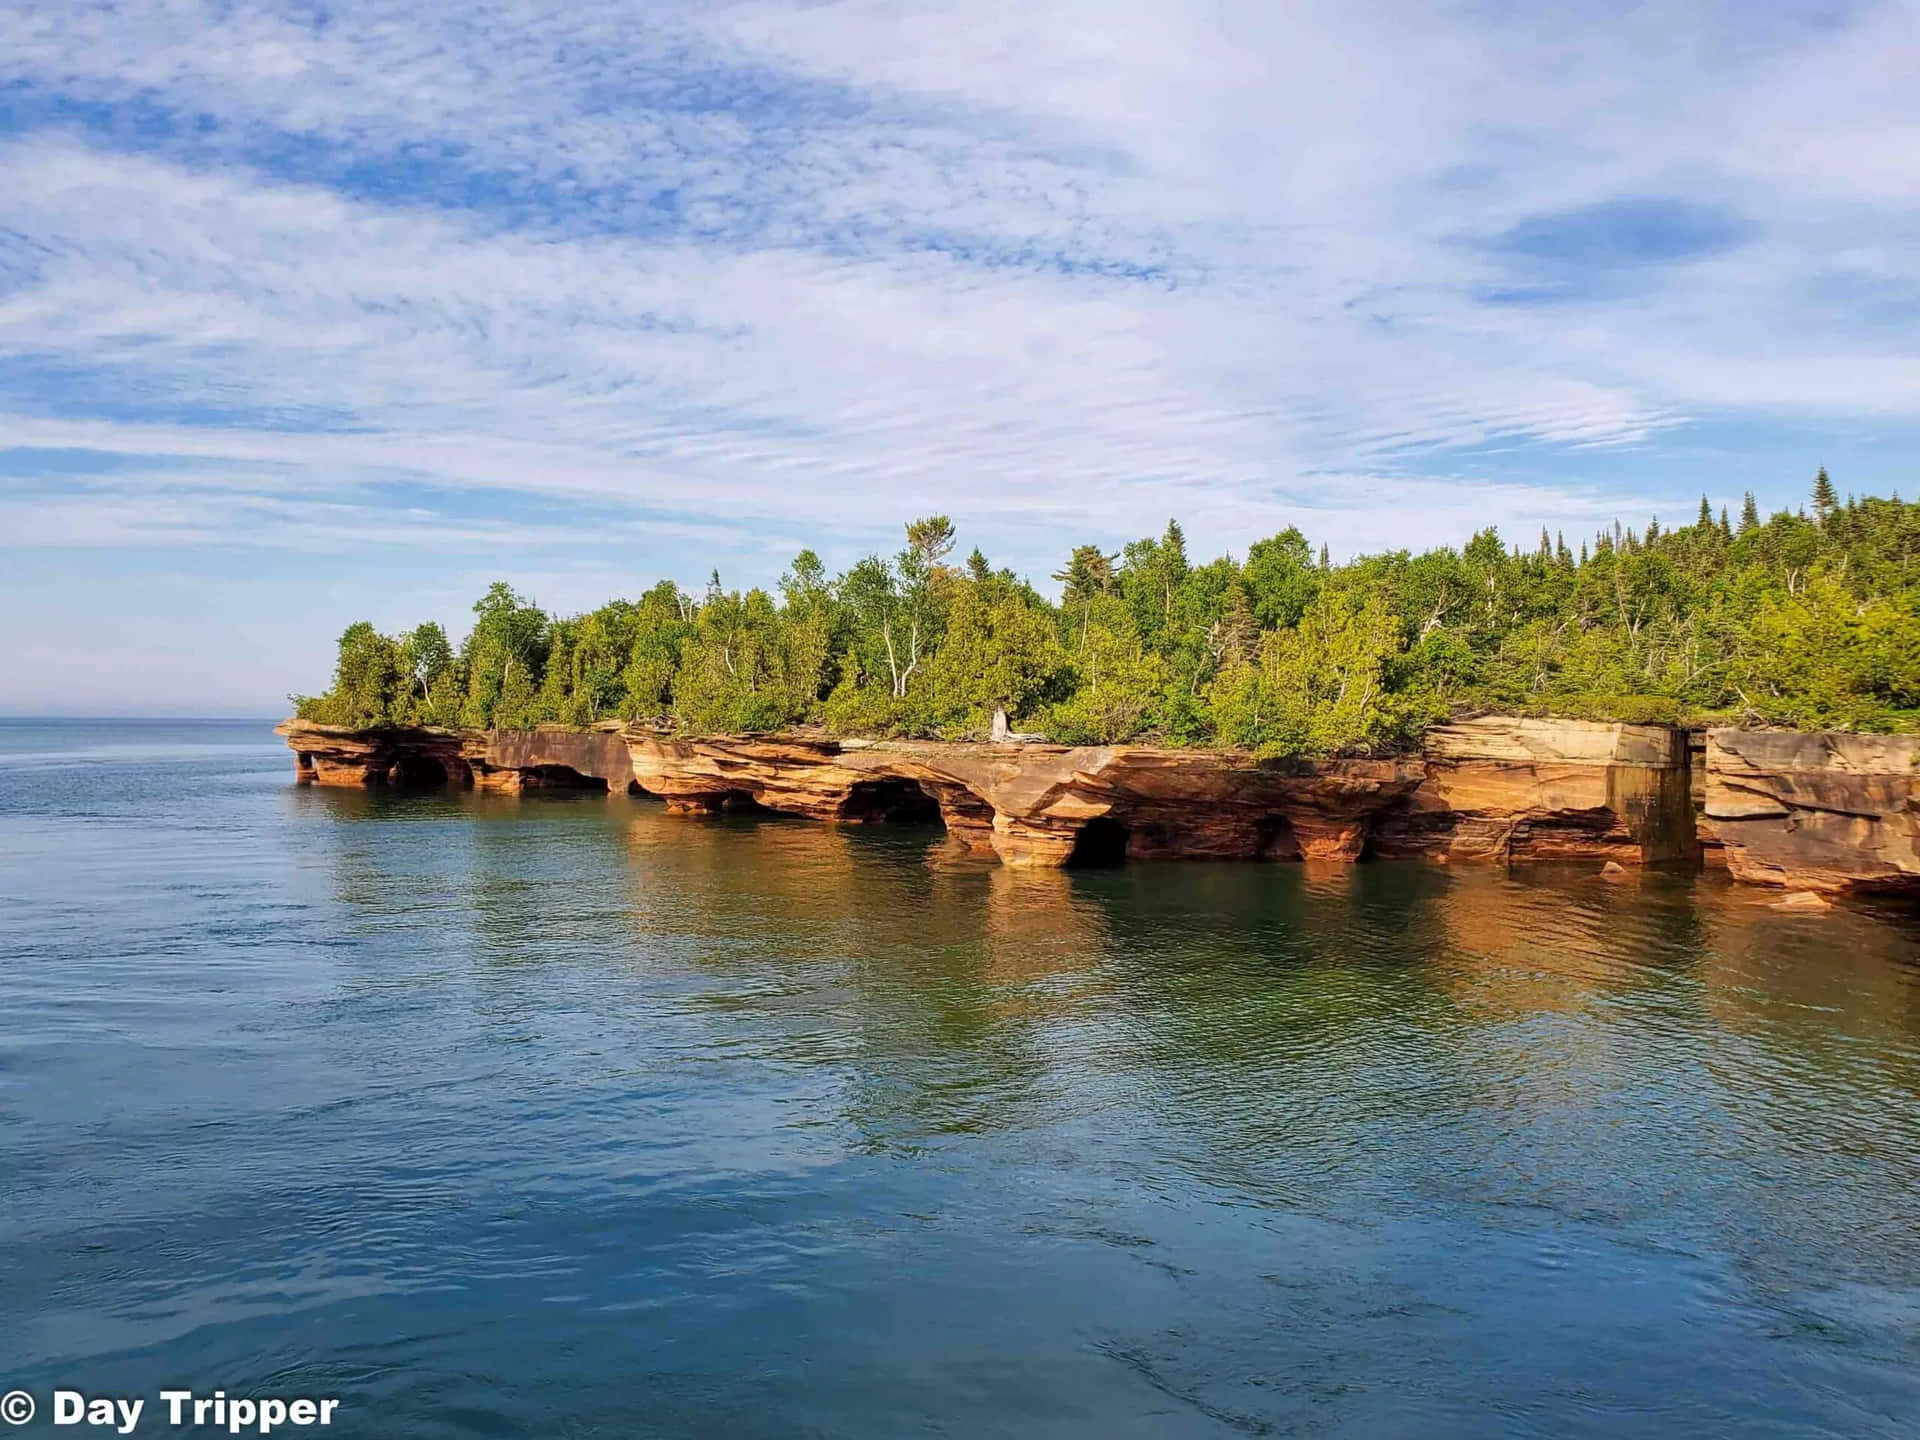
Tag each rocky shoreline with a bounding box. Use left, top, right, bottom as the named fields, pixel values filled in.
left=275, top=716, right=1918, bottom=895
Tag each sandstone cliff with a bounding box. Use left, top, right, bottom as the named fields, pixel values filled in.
left=279, top=722, right=635, bottom=794
left=1377, top=716, right=1697, bottom=866
left=278, top=715, right=1697, bottom=873
left=1702, top=730, right=1920, bottom=895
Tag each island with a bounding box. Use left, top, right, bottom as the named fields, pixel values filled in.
left=281, top=479, right=1920, bottom=897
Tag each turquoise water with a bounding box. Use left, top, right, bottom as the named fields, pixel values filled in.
left=2, top=718, right=1918, bottom=1438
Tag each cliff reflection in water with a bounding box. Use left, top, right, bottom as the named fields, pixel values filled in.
left=301, top=784, right=1920, bottom=1157
left=252, top=775, right=1920, bottom=1434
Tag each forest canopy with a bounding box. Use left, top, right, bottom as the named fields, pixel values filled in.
left=295, top=474, right=1920, bottom=755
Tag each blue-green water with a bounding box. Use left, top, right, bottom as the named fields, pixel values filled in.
left=3, top=719, right=1919, bottom=1438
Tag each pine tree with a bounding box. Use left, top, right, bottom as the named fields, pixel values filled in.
left=1697, top=494, right=1712, bottom=528
left=1538, top=527, right=1552, bottom=559
left=1645, top=516, right=1660, bottom=544
left=1318, top=543, right=1330, bottom=570
left=1162, top=520, right=1189, bottom=579
left=1812, top=466, right=1837, bottom=524
left=1719, top=506, right=1731, bottom=539
left=1740, top=493, right=1760, bottom=533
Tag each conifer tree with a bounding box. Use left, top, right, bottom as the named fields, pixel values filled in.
left=1162, top=519, right=1189, bottom=575
left=906, top=514, right=957, bottom=568
left=1813, top=466, right=1838, bottom=524
left=1697, top=495, right=1712, bottom=528
left=295, top=481, right=1920, bottom=754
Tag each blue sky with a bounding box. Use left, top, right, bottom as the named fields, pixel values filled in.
left=3, top=0, right=1918, bottom=713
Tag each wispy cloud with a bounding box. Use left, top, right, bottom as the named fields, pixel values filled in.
left=2, top=0, right=1917, bottom=708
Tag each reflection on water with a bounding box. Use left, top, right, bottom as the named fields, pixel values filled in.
left=2, top=721, right=1919, bottom=1439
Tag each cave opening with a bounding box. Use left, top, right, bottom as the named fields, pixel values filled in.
left=522, top=765, right=610, bottom=792
left=390, top=754, right=450, bottom=789
left=1068, top=816, right=1131, bottom=868
left=840, top=778, right=944, bottom=826
left=1255, top=815, right=1302, bottom=861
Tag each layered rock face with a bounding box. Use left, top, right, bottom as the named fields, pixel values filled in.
left=278, top=722, right=635, bottom=795
left=1703, top=730, right=1920, bottom=894
left=278, top=716, right=1697, bottom=872
left=1376, top=717, right=1698, bottom=866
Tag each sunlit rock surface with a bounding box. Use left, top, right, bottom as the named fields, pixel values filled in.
left=1376, top=716, right=1697, bottom=866
left=1703, top=730, right=1920, bottom=894
left=278, top=716, right=1717, bottom=876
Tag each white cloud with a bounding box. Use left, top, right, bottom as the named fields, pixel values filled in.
left=0, top=0, right=1916, bottom=707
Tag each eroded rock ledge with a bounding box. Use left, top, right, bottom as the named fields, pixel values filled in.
left=278, top=714, right=1711, bottom=875
left=1703, top=730, right=1920, bottom=894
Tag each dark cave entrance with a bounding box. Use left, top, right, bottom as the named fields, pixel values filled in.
left=1255, top=815, right=1303, bottom=861
left=840, top=778, right=944, bottom=826
left=1068, top=816, right=1131, bottom=868
left=390, top=754, right=450, bottom=789
left=522, top=765, right=610, bottom=792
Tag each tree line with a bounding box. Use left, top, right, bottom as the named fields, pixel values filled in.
left=295, top=472, right=1920, bottom=754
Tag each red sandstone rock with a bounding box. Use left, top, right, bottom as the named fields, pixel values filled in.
left=1374, top=717, right=1696, bottom=866
left=278, top=715, right=1703, bottom=875
left=1704, top=730, right=1920, bottom=895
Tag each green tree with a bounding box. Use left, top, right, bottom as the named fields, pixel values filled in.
left=297, top=486, right=1920, bottom=748
left=305, top=621, right=409, bottom=727
left=917, top=584, right=1063, bottom=737
left=1052, top=543, right=1118, bottom=652
left=1812, top=467, right=1838, bottom=525
left=1045, top=622, right=1167, bottom=744
left=1242, top=527, right=1318, bottom=628
left=459, top=583, right=550, bottom=728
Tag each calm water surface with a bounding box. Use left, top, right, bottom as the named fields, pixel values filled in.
left=3, top=719, right=1918, bottom=1438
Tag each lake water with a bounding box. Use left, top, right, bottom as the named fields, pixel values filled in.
left=2, top=718, right=1918, bottom=1438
